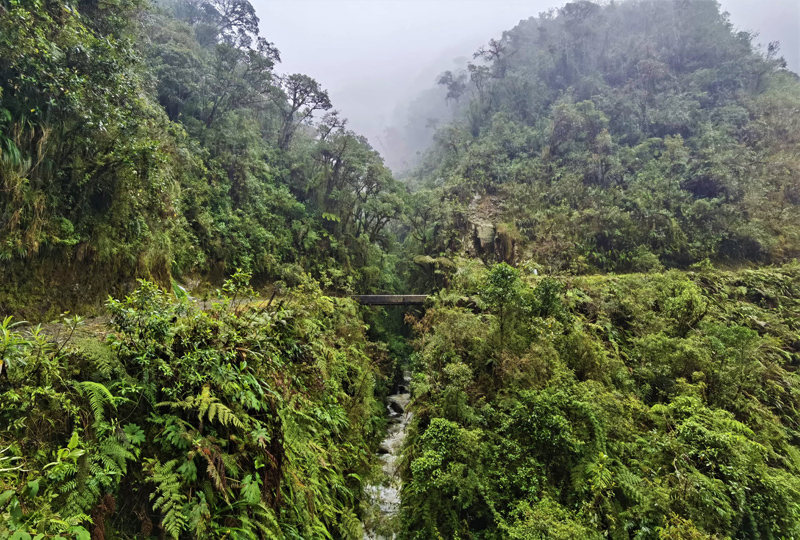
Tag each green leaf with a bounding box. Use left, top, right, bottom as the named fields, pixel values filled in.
left=67, top=431, right=80, bottom=451
left=123, top=423, right=146, bottom=446
left=0, top=489, right=15, bottom=506
left=25, top=480, right=39, bottom=498
left=10, top=531, right=31, bottom=540
left=69, top=526, right=91, bottom=540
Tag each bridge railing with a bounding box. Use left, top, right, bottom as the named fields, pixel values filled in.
left=351, top=295, right=428, bottom=305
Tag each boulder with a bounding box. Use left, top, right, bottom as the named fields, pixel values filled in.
left=388, top=399, right=404, bottom=415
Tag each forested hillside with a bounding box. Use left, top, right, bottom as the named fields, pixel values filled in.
left=2, top=273, right=389, bottom=538
left=404, top=0, right=800, bottom=281
left=3, top=0, right=800, bottom=538
left=401, top=263, right=800, bottom=538
left=0, top=0, right=403, bottom=317
left=1, top=0, right=403, bottom=537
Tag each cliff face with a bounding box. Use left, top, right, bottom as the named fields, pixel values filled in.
left=467, top=194, right=504, bottom=261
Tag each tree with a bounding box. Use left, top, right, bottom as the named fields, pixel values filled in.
left=438, top=70, right=468, bottom=102
left=474, top=37, right=514, bottom=78
left=0, top=0, right=177, bottom=271
left=482, top=262, right=522, bottom=353
left=200, top=39, right=279, bottom=127
left=182, top=0, right=261, bottom=48
left=272, top=74, right=332, bottom=150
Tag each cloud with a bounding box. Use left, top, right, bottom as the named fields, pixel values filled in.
left=256, top=0, right=800, bottom=153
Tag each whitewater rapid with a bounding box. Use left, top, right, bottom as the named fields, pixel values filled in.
left=363, top=373, right=411, bottom=539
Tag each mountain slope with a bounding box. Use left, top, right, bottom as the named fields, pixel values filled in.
left=396, top=1, right=800, bottom=538
left=0, top=0, right=404, bottom=318
left=405, top=0, right=800, bottom=278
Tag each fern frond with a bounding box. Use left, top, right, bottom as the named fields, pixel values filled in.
left=64, top=513, right=92, bottom=526
left=205, top=459, right=225, bottom=492
left=251, top=504, right=282, bottom=536
left=158, top=385, right=244, bottom=430
left=60, top=480, right=78, bottom=493
left=208, top=402, right=244, bottom=429
left=338, top=507, right=363, bottom=540
left=148, top=460, right=187, bottom=539
left=74, top=381, right=115, bottom=424
left=101, top=438, right=135, bottom=468
left=616, top=467, right=646, bottom=505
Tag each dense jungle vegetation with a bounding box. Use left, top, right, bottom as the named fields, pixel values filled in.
left=0, top=0, right=404, bottom=317
left=396, top=1, right=800, bottom=538
left=2, top=273, right=387, bottom=538
left=1, top=0, right=401, bottom=537
left=400, top=263, right=800, bottom=539
left=404, top=0, right=800, bottom=281
left=3, top=0, right=800, bottom=538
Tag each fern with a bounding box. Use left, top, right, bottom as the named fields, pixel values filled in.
left=62, top=476, right=101, bottom=517
left=615, top=466, right=646, bottom=506
left=158, top=385, right=245, bottom=430
left=59, top=480, right=78, bottom=493
left=338, top=507, right=363, bottom=540
left=148, top=459, right=187, bottom=539
left=64, top=513, right=92, bottom=526
left=252, top=503, right=282, bottom=536
left=99, top=438, right=134, bottom=475
left=205, top=457, right=225, bottom=492
left=74, top=381, right=115, bottom=424
left=78, top=338, right=121, bottom=379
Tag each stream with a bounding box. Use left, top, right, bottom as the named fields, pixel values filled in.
left=363, top=372, right=411, bottom=539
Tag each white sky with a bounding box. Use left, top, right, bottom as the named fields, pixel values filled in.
left=256, top=0, right=800, bottom=147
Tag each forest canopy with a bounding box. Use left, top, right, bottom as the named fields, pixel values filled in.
left=0, top=0, right=404, bottom=317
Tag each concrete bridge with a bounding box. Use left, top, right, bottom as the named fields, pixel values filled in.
left=351, top=295, right=428, bottom=305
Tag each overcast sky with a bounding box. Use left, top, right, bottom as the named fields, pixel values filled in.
left=256, top=0, right=800, bottom=148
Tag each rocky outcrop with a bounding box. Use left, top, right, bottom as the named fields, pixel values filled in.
left=466, top=194, right=517, bottom=264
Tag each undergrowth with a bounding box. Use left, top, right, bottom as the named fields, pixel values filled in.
left=400, top=263, right=800, bottom=538
left=0, top=271, right=385, bottom=539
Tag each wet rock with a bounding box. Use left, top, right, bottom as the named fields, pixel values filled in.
left=388, top=398, right=404, bottom=415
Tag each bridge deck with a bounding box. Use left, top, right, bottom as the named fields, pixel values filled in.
left=352, top=295, right=428, bottom=305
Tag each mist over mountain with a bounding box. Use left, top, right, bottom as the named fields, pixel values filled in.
left=259, top=0, right=799, bottom=170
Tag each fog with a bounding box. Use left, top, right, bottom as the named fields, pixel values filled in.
left=257, top=0, right=800, bottom=165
